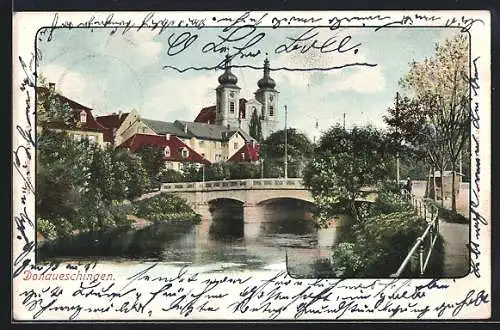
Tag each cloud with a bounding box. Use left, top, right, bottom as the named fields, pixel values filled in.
left=326, top=65, right=386, bottom=93
left=140, top=73, right=216, bottom=121
left=39, top=63, right=89, bottom=104
left=99, top=30, right=163, bottom=67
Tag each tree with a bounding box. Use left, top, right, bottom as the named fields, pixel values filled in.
left=261, top=128, right=314, bottom=178
left=123, top=152, right=150, bottom=199
left=248, top=108, right=263, bottom=142
left=136, top=144, right=165, bottom=180
left=303, top=125, right=393, bottom=224
left=383, top=94, right=448, bottom=202
left=399, top=33, right=470, bottom=212
left=158, top=169, right=185, bottom=183
left=36, top=76, right=75, bottom=128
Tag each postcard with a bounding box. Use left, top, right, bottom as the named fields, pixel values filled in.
left=12, top=10, right=491, bottom=321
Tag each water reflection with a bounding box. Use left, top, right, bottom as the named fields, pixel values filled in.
left=38, top=199, right=343, bottom=277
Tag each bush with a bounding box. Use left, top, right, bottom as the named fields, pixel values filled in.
left=369, top=189, right=412, bottom=216
left=330, top=211, right=444, bottom=278
left=37, top=218, right=58, bottom=240
left=133, top=193, right=201, bottom=224
left=330, top=242, right=364, bottom=277
left=426, top=200, right=469, bottom=223
left=158, top=169, right=185, bottom=183
left=438, top=207, right=468, bottom=223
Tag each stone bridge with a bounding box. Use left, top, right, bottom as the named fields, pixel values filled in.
left=161, top=178, right=314, bottom=210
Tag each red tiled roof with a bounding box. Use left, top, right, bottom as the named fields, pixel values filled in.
left=37, top=86, right=109, bottom=135
left=96, top=113, right=130, bottom=143
left=96, top=113, right=129, bottom=129
left=119, top=133, right=210, bottom=164
left=194, top=106, right=216, bottom=124
left=194, top=98, right=248, bottom=123
left=228, top=141, right=260, bottom=162
left=38, top=86, right=93, bottom=111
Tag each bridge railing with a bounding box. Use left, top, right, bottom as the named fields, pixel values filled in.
left=390, top=194, right=440, bottom=278
left=160, top=178, right=305, bottom=192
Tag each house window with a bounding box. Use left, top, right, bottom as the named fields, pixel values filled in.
left=199, top=140, right=205, bottom=146
left=201, top=153, right=205, bottom=158
left=181, top=148, right=189, bottom=159
left=80, top=111, right=87, bottom=123
left=217, top=102, right=221, bottom=113
left=88, top=135, right=97, bottom=144
left=164, top=146, right=171, bottom=157
left=269, top=105, right=274, bottom=116
left=241, top=153, right=245, bottom=160
left=234, top=142, right=238, bottom=150
left=229, top=101, right=235, bottom=113
left=73, top=134, right=81, bottom=141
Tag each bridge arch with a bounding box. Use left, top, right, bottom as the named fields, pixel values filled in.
left=254, top=190, right=315, bottom=205
left=257, top=197, right=316, bottom=207
left=206, top=197, right=246, bottom=205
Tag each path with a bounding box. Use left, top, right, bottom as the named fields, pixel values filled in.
left=439, top=219, right=469, bottom=277
left=411, top=185, right=470, bottom=277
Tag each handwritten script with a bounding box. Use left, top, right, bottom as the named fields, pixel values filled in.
left=17, top=264, right=489, bottom=320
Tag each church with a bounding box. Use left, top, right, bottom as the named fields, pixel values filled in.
left=89, top=56, right=281, bottom=170
left=194, top=55, right=280, bottom=140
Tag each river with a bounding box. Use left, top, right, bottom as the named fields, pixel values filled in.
left=38, top=199, right=349, bottom=278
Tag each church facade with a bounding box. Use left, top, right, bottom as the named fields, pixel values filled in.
left=194, top=55, right=280, bottom=141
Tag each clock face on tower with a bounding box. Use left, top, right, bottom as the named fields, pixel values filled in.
left=269, top=95, right=274, bottom=102
left=229, top=91, right=235, bottom=98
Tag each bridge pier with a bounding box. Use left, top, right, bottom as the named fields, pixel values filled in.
left=192, top=202, right=212, bottom=241
left=243, top=203, right=262, bottom=241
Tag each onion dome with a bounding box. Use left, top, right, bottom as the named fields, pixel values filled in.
left=257, top=57, right=276, bottom=90
left=218, top=54, right=238, bottom=86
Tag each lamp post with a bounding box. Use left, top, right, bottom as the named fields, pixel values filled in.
left=202, top=163, right=206, bottom=203
left=261, top=158, right=264, bottom=179
left=284, top=105, right=288, bottom=179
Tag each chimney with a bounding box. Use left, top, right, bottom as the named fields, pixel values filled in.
left=208, top=120, right=211, bottom=124
left=118, top=110, right=123, bottom=118
left=48, top=82, right=55, bottom=92
left=166, top=133, right=170, bottom=140
left=184, top=123, right=188, bottom=133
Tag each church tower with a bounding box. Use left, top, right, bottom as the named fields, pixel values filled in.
left=215, top=54, right=241, bottom=128
left=255, top=57, right=279, bottom=139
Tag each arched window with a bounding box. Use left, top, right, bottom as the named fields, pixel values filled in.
left=164, top=146, right=171, bottom=157
left=80, top=110, right=87, bottom=123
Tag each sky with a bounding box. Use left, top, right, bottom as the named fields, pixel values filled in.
left=37, top=25, right=461, bottom=141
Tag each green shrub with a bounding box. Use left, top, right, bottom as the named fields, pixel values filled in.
left=330, top=211, right=444, bottom=277
left=133, top=193, right=200, bottom=224
left=311, top=258, right=337, bottom=278
left=425, top=200, right=469, bottom=224
left=369, top=190, right=412, bottom=216
left=330, top=242, right=364, bottom=277
left=37, top=218, right=58, bottom=240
